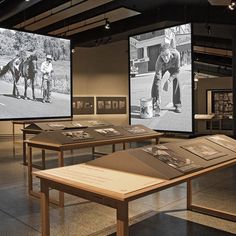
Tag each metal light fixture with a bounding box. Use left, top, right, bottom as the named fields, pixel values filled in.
left=228, top=0, right=236, bottom=10
left=104, top=18, right=111, bottom=30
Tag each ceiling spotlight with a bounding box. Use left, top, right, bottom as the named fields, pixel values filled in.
left=228, top=0, right=236, bottom=10
left=25, top=0, right=30, bottom=2
left=104, top=18, right=111, bottom=30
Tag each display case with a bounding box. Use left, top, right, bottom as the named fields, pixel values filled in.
left=207, top=89, right=233, bottom=130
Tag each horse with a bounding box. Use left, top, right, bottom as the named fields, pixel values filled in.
left=0, top=54, right=38, bottom=100
left=20, top=54, right=38, bottom=100
left=0, top=56, right=22, bottom=98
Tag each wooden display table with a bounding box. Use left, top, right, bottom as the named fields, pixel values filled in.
left=12, top=118, right=72, bottom=159
left=27, top=125, right=163, bottom=206
left=35, top=157, right=236, bottom=236
left=12, top=118, right=72, bottom=141
left=21, top=119, right=111, bottom=165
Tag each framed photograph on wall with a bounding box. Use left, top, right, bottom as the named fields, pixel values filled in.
left=207, top=89, right=233, bottom=119
left=73, top=96, right=94, bottom=115
left=206, top=89, right=233, bottom=130
left=96, top=97, right=126, bottom=114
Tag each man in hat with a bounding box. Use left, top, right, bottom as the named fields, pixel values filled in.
left=41, top=54, right=54, bottom=103
left=151, top=43, right=181, bottom=116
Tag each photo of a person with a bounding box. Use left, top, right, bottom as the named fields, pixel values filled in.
left=129, top=23, right=192, bottom=132
left=119, top=100, right=125, bottom=109
left=98, top=101, right=105, bottom=109
left=151, top=43, right=181, bottom=116
left=76, top=101, right=83, bottom=109
left=41, top=54, right=54, bottom=103
left=112, top=100, right=119, bottom=109
left=105, top=101, right=111, bottom=109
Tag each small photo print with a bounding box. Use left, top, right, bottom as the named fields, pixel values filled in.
left=98, top=101, right=105, bottom=109
left=84, top=102, right=92, bottom=109
left=95, top=128, right=121, bottom=136
left=119, top=100, right=126, bottom=109
left=105, top=101, right=112, bottom=109
left=76, top=101, right=83, bottom=109
left=112, top=100, right=119, bottom=109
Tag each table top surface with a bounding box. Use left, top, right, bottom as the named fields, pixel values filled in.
left=26, top=125, right=163, bottom=149
left=34, top=157, right=236, bottom=201
left=194, top=114, right=215, bottom=120
left=34, top=163, right=165, bottom=200
left=34, top=134, right=236, bottom=201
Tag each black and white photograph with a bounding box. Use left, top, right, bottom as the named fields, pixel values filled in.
left=129, top=23, right=192, bottom=132
left=123, top=126, right=147, bottom=134
left=62, top=130, right=92, bottom=141
left=96, top=96, right=127, bottom=114
left=0, top=28, right=71, bottom=120
left=207, top=135, right=236, bottom=153
left=73, top=96, right=94, bottom=115
left=95, top=128, right=122, bottom=137
left=142, top=145, right=200, bottom=173
left=181, top=142, right=225, bottom=161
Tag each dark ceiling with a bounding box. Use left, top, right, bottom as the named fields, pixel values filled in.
left=0, top=0, right=235, bottom=77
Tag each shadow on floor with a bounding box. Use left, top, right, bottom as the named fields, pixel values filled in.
left=109, top=212, right=235, bottom=236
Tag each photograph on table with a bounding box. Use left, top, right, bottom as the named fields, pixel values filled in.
left=0, top=27, right=71, bottom=120
left=181, top=142, right=226, bottom=160
left=95, top=128, right=122, bottom=137
left=73, top=96, right=94, bottom=115
left=96, top=96, right=126, bottom=114
left=207, top=135, right=236, bottom=153
left=142, top=144, right=201, bottom=173
left=62, top=130, right=93, bottom=141
left=129, top=23, right=193, bottom=132
left=123, top=126, right=147, bottom=134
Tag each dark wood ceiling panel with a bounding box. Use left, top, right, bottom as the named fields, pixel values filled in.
left=0, top=0, right=71, bottom=27
left=30, top=0, right=119, bottom=34
left=18, top=0, right=114, bottom=31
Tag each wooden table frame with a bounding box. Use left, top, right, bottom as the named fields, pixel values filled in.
left=36, top=158, right=236, bottom=236
left=12, top=119, right=72, bottom=162
left=28, top=132, right=162, bottom=207
left=194, top=114, right=215, bottom=134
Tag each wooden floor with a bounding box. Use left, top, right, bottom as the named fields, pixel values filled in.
left=0, top=136, right=236, bottom=235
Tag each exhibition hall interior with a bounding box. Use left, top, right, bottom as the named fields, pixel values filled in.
left=0, top=0, right=236, bottom=235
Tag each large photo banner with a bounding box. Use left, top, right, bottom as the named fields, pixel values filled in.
left=0, top=28, right=71, bottom=120
left=129, top=23, right=192, bottom=132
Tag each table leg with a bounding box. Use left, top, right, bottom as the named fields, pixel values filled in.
left=23, top=132, right=27, bottom=165
left=187, top=179, right=192, bottom=210
left=112, top=144, right=115, bottom=153
left=123, top=143, right=126, bottom=150
left=117, top=202, right=129, bottom=236
left=92, top=147, right=95, bottom=159
left=58, top=151, right=64, bottom=207
left=155, top=138, right=159, bottom=145
left=12, top=122, right=15, bottom=143
left=28, top=146, right=33, bottom=193
left=210, top=120, right=213, bottom=134
left=42, top=149, right=46, bottom=169
left=41, top=180, right=50, bottom=236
